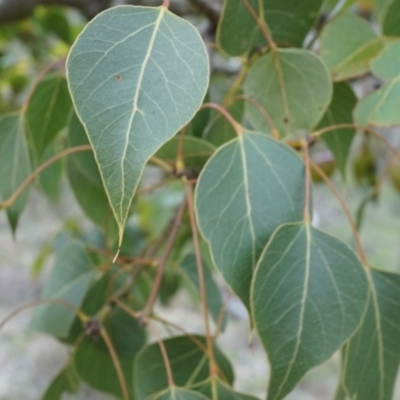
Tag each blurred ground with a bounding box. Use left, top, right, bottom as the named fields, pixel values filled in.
left=1, top=177, right=400, bottom=400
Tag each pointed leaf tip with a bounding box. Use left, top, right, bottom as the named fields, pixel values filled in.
left=67, top=5, right=209, bottom=242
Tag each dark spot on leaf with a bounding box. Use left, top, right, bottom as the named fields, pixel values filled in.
left=283, top=117, right=289, bottom=124
left=116, top=74, right=122, bottom=81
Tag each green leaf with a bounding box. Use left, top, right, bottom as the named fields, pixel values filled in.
left=67, top=5, right=209, bottom=244
left=195, top=132, right=306, bottom=309
left=354, top=40, right=400, bottom=127
left=38, top=142, right=64, bottom=202
left=244, top=49, right=332, bottom=136
left=155, top=136, right=216, bottom=169
left=26, top=73, right=72, bottom=158
left=319, top=14, right=384, bottom=81
left=187, top=92, right=210, bottom=137
left=198, top=379, right=260, bottom=400
left=151, top=387, right=209, bottom=400
left=75, top=306, right=146, bottom=399
left=180, top=253, right=225, bottom=329
left=42, top=364, right=80, bottom=400
left=203, top=98, right=244, bottom=147
left=382, top=0, right=400, bottom=36
left=134, top=335, right=234, bottom=400
left=338, top=269, right=400, bottom=400
left=67, top=112, right=118, bottom=231
left=32, top=239, right=94, bottom=338
left=0, top=113, right=31, bottom=232
left=217, top=0, right=323, bottom=56
left=250, top=222, right=369, bottom=400
left=317, top=82, right=357, bottom=178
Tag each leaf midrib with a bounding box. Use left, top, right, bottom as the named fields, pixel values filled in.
left=119, top=7, right=165, bottom=220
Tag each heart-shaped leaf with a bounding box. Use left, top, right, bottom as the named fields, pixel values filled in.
left=195, top=132, right=306, bottom=310
left=337, top=269, right=400, bottom=400
left=244, top=49, right=332, bottom=136
left=251, top=222, right=368, bottom=400
left=67, top=5, right=209, bottom=244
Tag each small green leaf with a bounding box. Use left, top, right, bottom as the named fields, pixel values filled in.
left=67, top=5, right=209, bottom=244
left=155, top=136, right=216, bottom=169
left=151, top=387, right=209, bottom=400
left=75, top=306, right=145, bottom=399
left=244, top=49, right=332, bottom=136
left=180, top=253, right=225, bottom=329
left=32, top=239, right=94, bottom=338
left=195, top=132, right=306, bottom=310
left=319, top=14, right=384, bottom=81
left=317, top=82, right=357, bottom=178
left=42, top=364, right=80, bottom=400
left=338, top=269, right=400, bottom=400
left=134, top=335, right=234, bottom=400
left=354, top=40, right=400, bottom=127
left=26, top=73, right=72, bottom=158
left=251, top=222, right=368, bottom=400
left=0, top=113, right=31, bottom=232
left=217, top=0, right=323, bottom=56
left=382, top=0, right=400, bottom=37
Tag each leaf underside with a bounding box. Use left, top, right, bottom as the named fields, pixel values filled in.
left=251, top=222, right=368, bottom=400
left=67, top=5, right=209, bottom=243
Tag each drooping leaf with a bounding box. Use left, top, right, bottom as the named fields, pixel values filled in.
left=251, top=222, right=368, bottom=400
left=217, top=0, right=323, bottom=56
left=32, top=239, right=95, bottom=338
left=134, top=335, right=234, bottom=400
left=150, top=388, right=209, bottom=400
left=354, top=40, right=400, bottom=127
left=198, top=379, right=260, bottom=400
left=195, top=132, right=306, bottom=310
left=42, top=364, right=80, bottom=400
left=26, top=73, right=72, bottom=158
left=0, top=113, right=31, bottom=232
left=317, top=82, right=357, bottom=178
left=382, top=0, right=400, bottom=36
left=67, top=112, right=118, bottom=231
left=244, top=49, right=332, bottom=136
left=67, top=5, right=209, bottom=243
left=180, top=253, right=225, bottom=329
left=74, top=306, right=146, bottom=399
left=38, top=142, right=64, bottom=202
left=155, top=136, right=216, bottom=169
left=319, top=14, right=384, bottom=81
left=338, top=269, right=400, bottom=400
